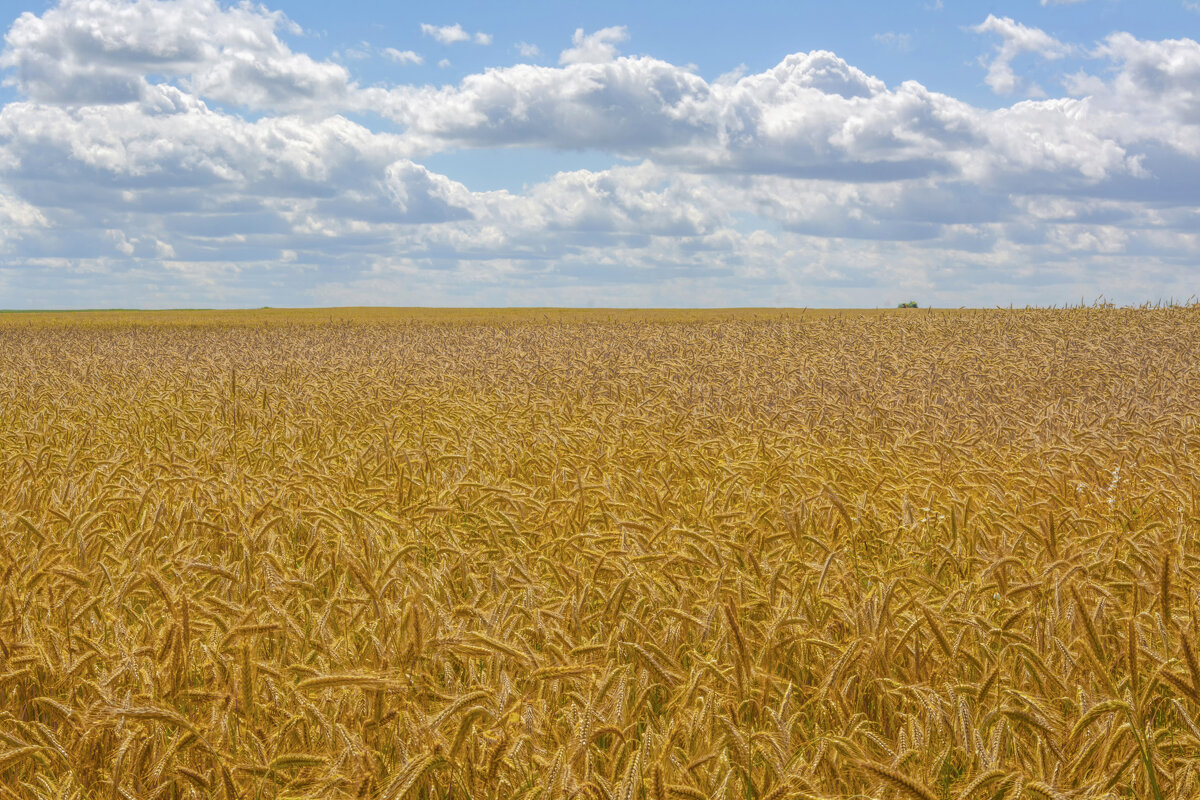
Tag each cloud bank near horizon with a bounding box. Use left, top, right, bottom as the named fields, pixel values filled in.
left=0, top=0, right=1198, bottom=308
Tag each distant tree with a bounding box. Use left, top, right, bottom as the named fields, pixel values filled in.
left=898, top=301, right=919, bottom=308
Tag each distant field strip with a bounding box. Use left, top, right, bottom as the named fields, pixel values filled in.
left=1, top=307, right=1199, bottom=799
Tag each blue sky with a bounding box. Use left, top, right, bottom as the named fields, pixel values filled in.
left=0, top=0, right=1198, bottom=308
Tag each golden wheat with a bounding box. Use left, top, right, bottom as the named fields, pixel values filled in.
left=0, top=306, right=1197, bottom=798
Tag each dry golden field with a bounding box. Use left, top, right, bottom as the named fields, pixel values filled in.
left=1, top=307, right=1199, bottom=800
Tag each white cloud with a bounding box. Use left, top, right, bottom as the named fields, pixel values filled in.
left=0, top=0, right=353, bottom=112
left=1090, top=33, right=1200, bottom=129
left=0, top=88, right=475, bottom=272
left=517, top=42, right=541, bottom=58
left=972, top=15, right=1070, bottom=95
left=1044, top=33, right=1200, bottom=181
left=383, top=48, right=423, bottom=65
left=421, top=22, right=469, bottom=44
left=375, top=48, right=1145, bottom=189
left=560, top=26, right=629, bottom=65
left=420, top=23, right=491, bottom=46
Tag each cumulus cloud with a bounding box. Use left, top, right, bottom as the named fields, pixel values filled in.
left=972, top=15, right=1070, bottom=95
left=375, top=48, right=1146, bottom=188
left=420, top=23, right=491, bottom=46
left=0, top=84, right=476, bottom=278
left=1090, top=33, right=1200, bottom=125
left=1049, top=34, right=1200, bottom=175
left=560, top=26, right=629, bottom=65
left=0, top=0, right=354, bottom=112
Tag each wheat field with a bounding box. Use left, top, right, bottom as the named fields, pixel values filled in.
left=1, top=307, right=1199, bottom=799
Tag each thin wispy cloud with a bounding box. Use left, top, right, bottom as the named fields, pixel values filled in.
left=383, top=48, right=423, bottom=65
left=873, top=32, right=913, bottom=53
